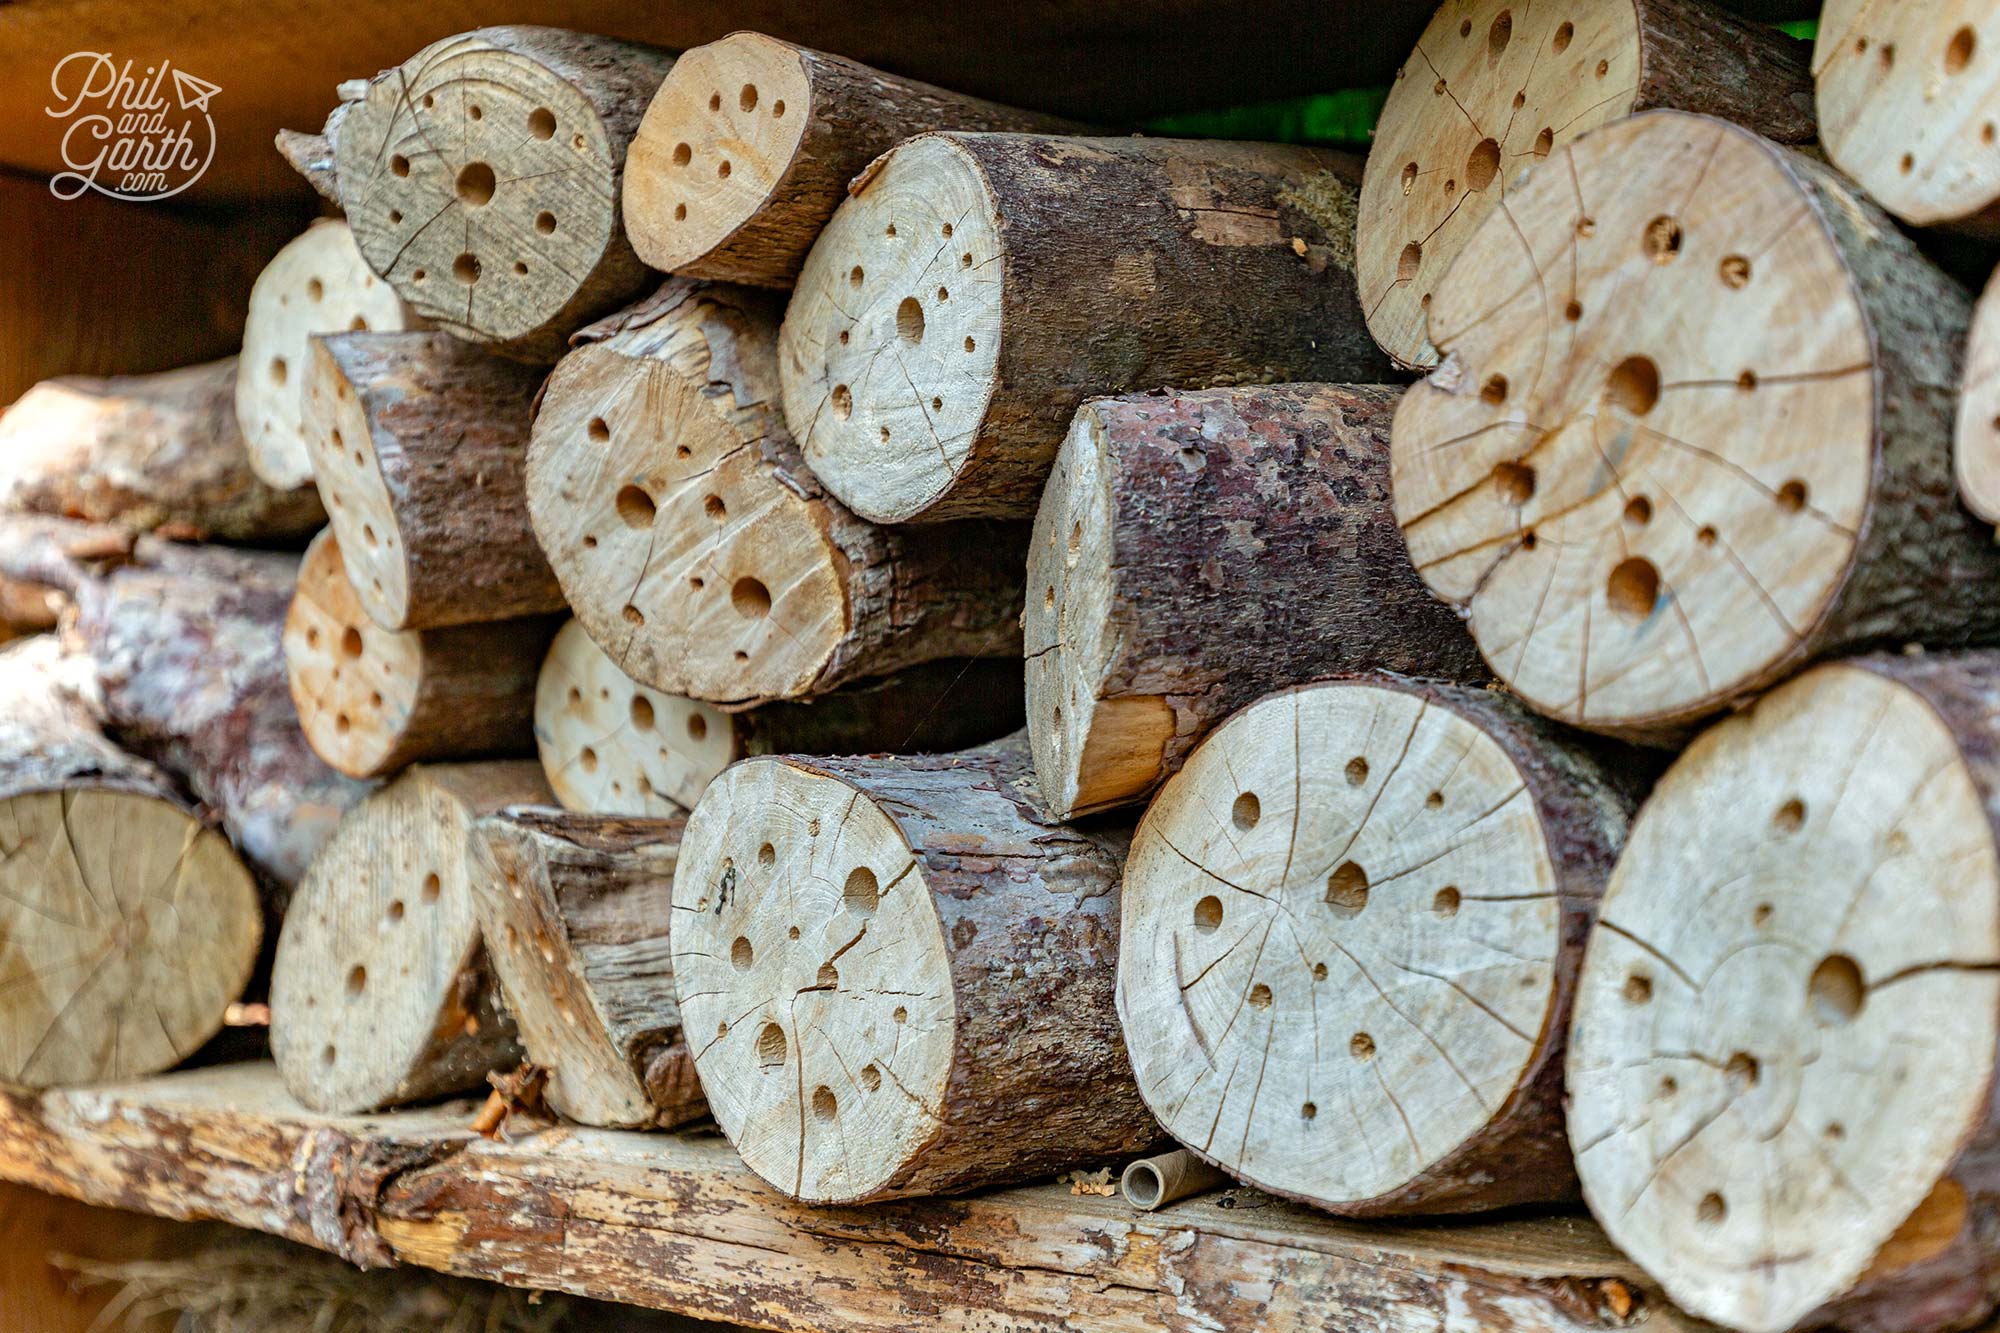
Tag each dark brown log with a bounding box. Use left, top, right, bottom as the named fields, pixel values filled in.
left=1026, top=384, right=1486, bottom=819
left=778, top=132, right=1397, bottom=523
left=468, top=806, right=704, bottom=1128
left=624, top=32, right=1085, bottom=288
left=302, top=331, right=564, bottom=632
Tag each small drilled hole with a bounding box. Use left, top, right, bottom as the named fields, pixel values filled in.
left=1552, top=20, right=1573, bottom=52
left=1624, top=496, right=1652, bottom=526
left=1738, top=370, right=1759, bottom=392
left=756, top=843, right=775, bottom=869
left=387, top=900, right=405, bottom=923
left=732, top=936, right=753, bottom=970
left=1248, top=983, right=1273, bottom=1009
left=897, top=296, right=925, bottom=343
left=731, top=577, right=771, bottom=618
left=1398, top=241, right=1422, bottom=282
left=1466, top=138, right=1500, bottom=192
left=718, top=159, right=732, bottom=179
left=1624, top=973, right=1652, bottom=1004
left=341, top=626, right=364, bottom=658
left=1606, top=356, right=1660, bottom=415
left=1773, top=798, right=1805, bottom=833
left=587, top=417, right=610, bottom=443
left=1777, top=480, right=1807, bottom=512
left=1696, top=525, right=1717, bottom=547
left=1720, top=255, right=1752, bottom=288
left=453, top=252, right=481, bottom=284
left=1400, top=161, right=1417, bottom=193
left=1727, top=1052, right=1759, bottom=1086
left=739, top=83, right=759, bottom=111
left=455, top=161, right=495, bottom=206
left=1643, top=216, right=1682, bottom=263
left=390, top=153, right=409, bottom=177
left=963, top=336, right=976, bottom=353
left=616, top=485, right=657, bottom=528
left=1326, top=862, right=1368, bottom=916
left=421, top=872, right=441, bottom=904
left=623, top=605, right=645, bottom=626
left=1948, top=26, right=1977, bottom=74
left=1698, top=1193, right=1726, bottom=1224
left=536, top=212, right=556, bottom=234
left=704, top=494, right=727, bottom=520
left=687, top=713, right=708, bottom=742
left=1595, top=59, right=1609, bottom=77
left=1565, top=299, right=1582, bottom=321
left=1606, top=558, right=1660, bottom=623
left=528, top=107, right=556, bottom=139
left=1809, top=955, right=1864, bottom=1025
left=860, top=1065, right=880, bottom=1091
left=757, top=1023, right=786, bottom=1068
left=844, top=866, right=880, bottom=915
left=346, top=964, right=367, bottom=996
left=1194, top=895, right=1223, bottom=933
left=1433, top=886, right=1460, bottom=918
left=893, top=1006, right=907, bottom=1024
left=1487, top=9, right=1512, bottom=56
left=812, top=1085, right=837, bottom=1121
left=830, top=384, right=852, bottom=419
left=1350, top=1033, right=1375, bottom=1061
left=1231, top=792, right=1260, bottom=830
left=1302, top=1101, right=1317, bottom=1120
left=630, top=695, right=654, bottom=729
left=848, top=265, right=864, bottom=288
left=1480, top=373, right=1508, bottom=405
left=270, top=357, right=288, bottom=386
left=1532, top=127, right=1553, bottom=158
left=1492, top=461, right=1535, bottom=505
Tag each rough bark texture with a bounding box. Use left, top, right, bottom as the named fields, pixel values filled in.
left=624, top=33, right=1086, bottom=287
left=1026, top=384, right=1487, bottom=818
left=1629, top=0, right=1814, bottom=132
left=304, top=331, right=563, bottom=632
left=468, top=807, right=703, bottom=1129
left=732, top=658, right=1026, bottom=758
left=0, top=358, right=324, bottom=542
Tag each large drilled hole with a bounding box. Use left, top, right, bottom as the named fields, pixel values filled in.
left=1194, top=895, right=1223, bottom=933
left=616, top=485, right=657, bottom=528
left=896, top=296, right=925, bottom=343
left=1398, top=241, right=1422, bottom=283
left=1492, top=460, right=1535, bottom=505
left=1465, top=138, right=1500, bottom=192
left=528, top=107, right=556, bottom=139
left=1326, top=861, right=1368, bottom=917
left=455, top=161, right=495, bottom=206
left=341, top=626, right=364, bottom=658
left=1809, top=954, right=1865, bottom=1026
left=630, top=695, right=654, bottom=729
left=844, top=866, right=880, bottom=915
left=1247, top=983, right=1273, bottom=1009
left=1947, top=26, right=1977, bottom=74
left=1532, top=127, right=1553, bottom=158
left=453, top=252, right=481, bottom=284
left=812, top=1085, right=837, bottom=1121
left=1606, top=356, right=1660, bottom=416
left=1487, top=9, right=1512, bottom=57
left=1606, top=557, right=1660, bottom=623
left=830, top=384, right=852, bottom=420
left=1231, top=792, right=1260, bottom=831
left=1643, top=215, right=1682, bottom=263
left=731, top=577, right=771, bottom=618
left=756, top=1022, right=786, bottom=1068
left=1553, top=20, right=1573, bottom=52
left=731, top=936, right=753, bottom=970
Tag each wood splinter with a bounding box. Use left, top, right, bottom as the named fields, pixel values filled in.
left=1119, top=677, right=1639, bottom=1216
left=671, top=734, right=1158, bottom=1204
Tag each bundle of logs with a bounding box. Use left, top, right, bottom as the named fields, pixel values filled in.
left=12, top=3, right=2000, bottom=1330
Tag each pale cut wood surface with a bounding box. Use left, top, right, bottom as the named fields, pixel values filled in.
left=1958, top=264, right=2000, bottom=523
left=0, top=1061, right=1704, bottom=1331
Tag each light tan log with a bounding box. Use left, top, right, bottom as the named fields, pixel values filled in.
left=270, top=762, right=548, bottom=1113
left=0, top=636, right=261, bottom=1087
left=1027, top=385, right=1486, bottom=820
left=528, top=282, right=1024, bottom=703
left=1120, top=677, right=1638, bottom=1216
left=623, top=33, right=1084, bottom=288
left=1392, top=109, right=2000, bottom=743
left=1958, top=265, right=2000, bottom=524
left=285, top=530, right=557, bottom=778
left=1120, top=1150, right=1231, bottom=1212
left=777, top=132, right=1396, bottom=523
left=236, top=219, right=414, bottom=490
left=1816, top=3, right=2000, bottom=236
left=468, top=806, right=704, bottom=1129
left=0, top=358, right=323, bottom=543
left=302, top=330, right=564, bottom=632
left=671, top=734, right=1157, bottom=1204
left=316, top=28, right=674, bottom=362
left=1358, top=0, right=1814, bottom=370
left=1568, top=651, right=2000, bottom=1333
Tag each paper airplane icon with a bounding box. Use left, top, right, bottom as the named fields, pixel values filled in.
left=171, top=68, right=220, bottom=112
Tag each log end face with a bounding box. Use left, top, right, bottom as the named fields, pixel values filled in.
left=285, top=530, right=422, bottom=779
left=1391, top=111, right=1873, bottom=738
left=1568, top=660, right=2000, bottom=1331
left=299, top=338, right=415, bottom=630
left=778, top=134, right=1004, bottom=523
left=1956, top=267, right=2000, bottom=525
left=1119, top=679, right=1564, bottom=1213
left=672, top=757, right=953, bottom=1203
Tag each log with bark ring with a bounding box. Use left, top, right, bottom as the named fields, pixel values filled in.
left=1567, top=651, right=2000, bottom=1333
left=669, top=734, right=1157, bottom=1203
left=776, top=132, right=1396, bottom=523
left=1118, top=676, right=1640, bottom=1216
left=1391, top=109, right=2000, bottom=742
left=1358, top=0, right=1813, bottom=370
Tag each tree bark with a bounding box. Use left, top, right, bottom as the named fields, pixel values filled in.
left=468, top=806, right=704, bottom=1128
left=672, top=733, right=1158, bottom=1204
left=0, top=358, right=322, bottom=542
left=1027, top=384, right=1486, bottom=819
left=1360, top=0, right=1815, bottom=369
left=1120, top=676, right=1641, bottom=1216
left=624, top=33, right=1085, bottom=288
left=270, top=762, right=548, bottom=1113
left=0, top=636, right=262, bottom=1087
left=286, top=530, right=557, bottom=778
left=777, top=132, right=1397, bottom=523
left=1393, top=109, right=1999, bottom=743
left=528, top=281, right=1024, bottom=705
left=304, top=331, right=564, bottom=632
left=323, top=27, right=675, bottom=362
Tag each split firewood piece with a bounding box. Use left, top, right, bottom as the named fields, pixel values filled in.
left=1392, top=110, right=2000, bottom=743
left=671, top=734, right=1157, bottom=1203
left=777, top=133, right=1396, bottom=523
left=1957, top=266, right=2000, bottom=524
left=302, top=331, right=564, bottom=632
left=1568, top=651, right=2000, bottom=1333
left=624, top=33, right=1084, bottom=288
left=1120, top=676, right=1639, bottom=1216
left=1359, top=0, right=1813, bottom=370
left=0, top=636, right=262, bottom=1087
left=536, top=618, right=1026, bottom=814
left=236, top=219, right=414, bottom=490
left=1816, top=4, right=2000, bottom=236
left=320, top=28, right=675, bottom=362
left=468, top=806, right=703, bottom=1128
left=285, top=530, right=557, bottom=779
left=1027, top=385, right=1486, bottom=819
left=528, top=282, right=1024, bottom=703
left=270, top=762, right=547, bottom=1112
left=0, top=358, right=324, bottom=542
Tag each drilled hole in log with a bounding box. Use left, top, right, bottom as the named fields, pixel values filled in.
left=386, top=900, right=404, bottom=923
left=739, top=83, right=759, bottom=111
left=731, top=936, right=753, bottom=969
left=1720, top=255, right=1752, bottom=288
left=830, top=384, right=852, bottom=419
left=1624, top=973, right=1652, bottom=1004
left=455, top=162, right=495, bottom=206
left=535, top=212, right=556, bottom=235
left=1947, top=26, right=1977, bottom=74
left=1248, top=983, right=1273, bottom=1009
left=421, top=872, right=441, bottom=904
left=390, top=154, right=409, bottom=177
left=629, top=696, right=654, bottom=730
left=527, top=107, right=555, bottom=139
left=718, top=160, right=732, bottom=179
left=1595, top=59, right=1609, bottom=77
left=1488, top=9, right=1512, bottom=56
left=895, top=296, right=926, bottom=344
left=1401, top=161, right=1417, bottom=193
left=453, top=252, right=481, bottom=284
left=1480, top=374, right=1508, bottom=405
left=1492, top=461, right=1535, bottom=505
left=1565, top=299, right=1582, bottom=321
left=757, top=843, right=775, bottom=868
left=1533, top=127, right=1553, bottom=158
left=1773, top=797, right=1805, bottom=834
left=1606, top=558, right=1660, bottom=623
left=587, top=417, right=610, bottom=443
left=616, top=485, right=657, bottom=528
left=623, top=605, right=644, bottom=626
left=674, top=204, right=687, bottom=222
left=1426, top=790, right=1444, bottom=809
left=672, top=142, right=691, bottom=167
left=1624, top=495, right=1652, bottom=526
left=322, top=1044, right=337, bottom=1066
left=270, top=357, right=288, bottom=386
left=848, top=265, right=864, bottom=289
left=812, top=1085, right=837, bottom=1121
left=816, top=963, right=838, bottom=988
left=687, top=713, right=708, bottom=742
left=1194, top=896, right=1223, bottom=933
left=1326, top=861, right=1369, bottom=917
left=1466, top=138, right=1500, bottom=192
left=1231, top=792, right=1260, bottom=830
left=704, top=494, right=727, bottom=520
left=1398, top=242, right=1422, bottom=283
left=341, top=626, right=363, bottom=658
left=756, top=1023, right=786, bottom=1068
left=1777, top=479, right=1808, bottom=512
left=731, top=577, right=771, bottom=618
left=844, top=866, right=880, bottom=915
left=1698, top=1192, right=1726, bottom=1224
left=1809, top=954, right=1865, bottom=1026
left=346, top=964, right=367, bottom=996
left=306, top=278, right=324, bottom=301
left=1606, top=356, right=1660, bottom=415
left=1345, top=756, right=1370, bottom=786
left=892, top=1006, right=907, bottom=1024
left=1643, top=216, right=1682, bottom=263
left=1350, top=1033, right=1375, bottom=1061
left=1433, top=886, right=1460, bottom=918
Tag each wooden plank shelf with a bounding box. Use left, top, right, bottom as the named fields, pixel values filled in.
left=0, top=1062, right=1702, bottom=1331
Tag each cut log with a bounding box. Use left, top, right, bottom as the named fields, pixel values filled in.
left=1567, top=651, right=2000, bottom=1333
left=1119, top=676, right=1639, bottom=1216
left=671, top=734, right=1157, bottom=1203
left=1816, top=3, right=2000, bottom=236
left=528, top=282, right=1025, bottom=703
left=1958, top=266, right=2000, bottom=524
left=236, top=219, right=414, bottom=491
left=1027, top=385, right=1486, bottom=819
left=321, top=27, right=675, bottom=362
left=537, top=617, right=1026, bottom=814
left=468, top=806, right=704, bottom=1128
left=776, top=132, right=1397, bottom=523
left=623, top=33, right=1084, bottom=288
left=1391, top=109, right=1999, bottom=743
left=285, top=530, right=557, bottom=778
left=0, top=517, right=374, bottom=892
left=0, top=636, right=261, bottom=1087
left=0, top=358, right=324, bottom=542
left=269, top=762, right=547, bottom=1112
left=1358, top=0, right=1814, bottom=370
left=301, top=331, right=564, bottom=632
